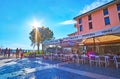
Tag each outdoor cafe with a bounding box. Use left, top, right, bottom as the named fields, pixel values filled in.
left=43, top=26, right=120, bottom=68
left=44, top=25, right=120, bottom=54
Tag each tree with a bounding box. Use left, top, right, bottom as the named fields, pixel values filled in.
left=29, top=26, right=54, bottom=54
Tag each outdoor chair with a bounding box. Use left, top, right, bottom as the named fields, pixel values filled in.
left=89, top=55, right=99, bottom=66
left=65, top=54, right=70, bottom=62
left=81, top=54, right=88, bottom=64
left=54, top=54, right=58, bottom=60
left=62, top=55, right=66, bottom=62
left=99, top=56, right=109, bottom=67
left=114, top=57, right=120, bottom=69
left=78, top=55, right=84, bottom=64
left=71, top=54, right=76, bottom=62
left=72, top=54, right=79, bottom=63
left=74, top=54, right=79, bottom=63
left=48, top=54, right=53, bottom=60
left=57, top=54, right=61, bottom=60
left=108, top=55, right=114, bottom=66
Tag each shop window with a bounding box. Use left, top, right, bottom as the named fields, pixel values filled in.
left=103, top=8, right=108, bottom=15
left=89, top=22, right=93, bottom=29
left=117, top=4, right=120, bottom=11
left=80, top=25, right=83, bottom=31
left=104, top=17, right=110, bottom=25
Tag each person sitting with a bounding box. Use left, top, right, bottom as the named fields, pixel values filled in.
left=86, top=50, right=95, bottom=57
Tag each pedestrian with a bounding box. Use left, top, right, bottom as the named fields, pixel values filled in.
left=4, top=48, right=8, bottom=58
left=16, top=48, right=19, bottom=58
left=0, top=48, right=1, bottom=55
left=8, top=48, right=11, bottom=58
left=20, top=48, right=24, bottom=59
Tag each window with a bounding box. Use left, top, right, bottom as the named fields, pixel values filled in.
left=104, top=17, right=110, bottom=25
left=88, top=15, right=92, bottom=20
left=80, top=25, right=83, bottom=31
left=89, top=22, right=93, bottom=29
left=117, top=4, right=120, bottom=11
left=118, top=13, right=120, bottom=21
left=103, top=8, right=108, bottom=15
left=79, top=18, right=82, bottom=24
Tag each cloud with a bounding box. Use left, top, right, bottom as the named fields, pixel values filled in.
left=59, top=20, right=76, bottom=25
left=79, top=0, right=112, bottom=14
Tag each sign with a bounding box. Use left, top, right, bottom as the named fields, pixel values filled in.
left=65, top=25, right=120, bottom=40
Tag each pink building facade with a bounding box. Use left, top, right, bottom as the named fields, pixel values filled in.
left=71, top=0, right=120, bottom=36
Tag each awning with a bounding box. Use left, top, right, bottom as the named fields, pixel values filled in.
left=82, top=34, right=120, bottom=45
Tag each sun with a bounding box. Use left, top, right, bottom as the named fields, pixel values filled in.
left=31, top=18, right=42, bottom=28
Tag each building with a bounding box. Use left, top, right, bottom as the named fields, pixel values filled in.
left=68, top=0, right=120, bottom=54
left=72, top=0, right=120, bottom=35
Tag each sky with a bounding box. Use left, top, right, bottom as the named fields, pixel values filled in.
left=0, top=0, right=112, bottom=49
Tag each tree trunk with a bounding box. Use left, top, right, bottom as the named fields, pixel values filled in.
left=37, top=43, right=40, bottom=54
left=42, top=44, right=44, bottom=54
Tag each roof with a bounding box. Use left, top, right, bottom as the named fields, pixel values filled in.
left=73, top=0, right=120, bottom=20
left=68, top=32, right=78, bottom=36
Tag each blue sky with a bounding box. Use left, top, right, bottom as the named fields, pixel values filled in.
left=0, top=0, right=112, bottom=49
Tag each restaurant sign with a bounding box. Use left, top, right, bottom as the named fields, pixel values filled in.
left=65, top=25, right=120, bottom=40
left=83, top=26, right=120, bottom=38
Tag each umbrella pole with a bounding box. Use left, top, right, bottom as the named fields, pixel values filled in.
left=93, top=37, right=96, bottom=52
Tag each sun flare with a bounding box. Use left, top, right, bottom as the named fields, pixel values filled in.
left=30, top=18, right=42, bottom=29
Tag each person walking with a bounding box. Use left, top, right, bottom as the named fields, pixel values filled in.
left=4, top=48, right=8, bottom=58
left=20, top=48, right=24, bottom=59
left=16, top=48, right=19, bottom=58
left=0, top=48, right=1, bottom=56
left=8, top=48, right=11, bottom=58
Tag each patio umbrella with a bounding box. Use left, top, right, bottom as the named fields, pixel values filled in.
left=82, top=34, right=120, bottom=52
left=82, top=34, right=120, bottom=44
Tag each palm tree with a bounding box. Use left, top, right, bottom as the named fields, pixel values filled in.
left=29, top=26, right=54, bottom=54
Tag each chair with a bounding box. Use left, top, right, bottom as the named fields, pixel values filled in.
left=114, top=57, right=120, bottom=69
left=62, top=55, right=66, bottom=62
left=78, top=55, right=84, bottom=64
left=74, top=54, right=79, bottom=63
left=72, top=54, right=77, bottom=63
left=89, top=55, right=99, bottom=66
left=81, top=54, right=87, bottom=64
left=99, top=56, right=109, bottom=67
left=48, top=54, right=53, bottom=60
left=108, top=55, right=114, bottom=66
